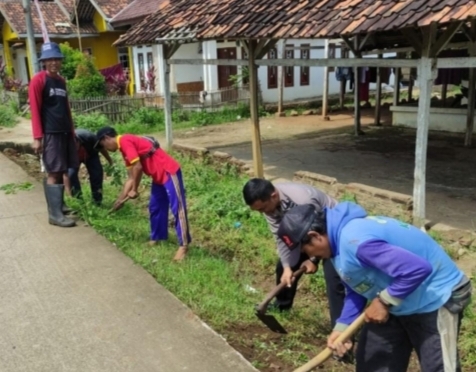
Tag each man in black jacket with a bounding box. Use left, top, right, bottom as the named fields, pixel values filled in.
left=66, top=128, right=113, bottom=205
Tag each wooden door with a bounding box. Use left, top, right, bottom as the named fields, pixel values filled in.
left=217, top=48, right=237, bottom=88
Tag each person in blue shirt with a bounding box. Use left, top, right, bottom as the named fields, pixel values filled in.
left=277, top=202, right=472, bottom=372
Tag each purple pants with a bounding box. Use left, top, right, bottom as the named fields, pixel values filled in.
left=149, top=169, right=191, bottom=246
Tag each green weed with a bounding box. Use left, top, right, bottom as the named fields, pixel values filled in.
left=0, top=102, right=19, bottom=127
left=72, top=105, right=251, bottom=135
left=0, top=182, right=33, bottom=194
left=339, top=192, right=357, bottom=203
left=66, top=149, right=476, bottom=372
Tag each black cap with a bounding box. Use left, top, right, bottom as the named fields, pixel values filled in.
left=94, top=126, right=117, bottom=149
left=277, top=204, right=318, bottom=250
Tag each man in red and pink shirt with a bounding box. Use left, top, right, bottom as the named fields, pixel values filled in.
left=29, top=42, right=78, bottom=228
left=96, top=126, right=191, bottom=261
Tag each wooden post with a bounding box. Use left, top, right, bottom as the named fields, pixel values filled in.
left=441, top=82, right=447, bottom=104
left=375, top=54, right=382, bottom=126
left=393, top=58, right=401, bottom=107
left=74, top=0, right=82, bottom=52
left=22, top=0, right=39, bottom=75
left=322, top=39, right=330, bottom=120
left=339, top=47, right=347, bottom=109
left=408, top=52, right=416, bottom=102
left=163, top=61, right=173, bottom=149
left=277, top=40, right=285, bottom=115
left=248, top=40, right=264, bottom=178
left=413, top=56, right=435, bottom=227
left=465, top=61, right=476, bottom=147
left=353, top=37, right=361, bottom=135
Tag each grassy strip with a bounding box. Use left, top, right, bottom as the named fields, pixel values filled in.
left=72, top=104, right=255, bottom=135
left=69, top=151, right=476, bottom=371
left=70, top=153, right=282, bottom=326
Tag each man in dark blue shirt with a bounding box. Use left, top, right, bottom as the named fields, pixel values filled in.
left=66, top=128, right=113, bottom=205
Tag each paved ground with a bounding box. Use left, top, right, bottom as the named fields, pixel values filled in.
left=0, top=153, right=257, bottom=372
left=170, top=110, right=476, bottom=231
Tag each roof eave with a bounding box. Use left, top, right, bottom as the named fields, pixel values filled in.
left=110, top=16, right=144, bottom=28
left=18, top=33, right=100, bottom=39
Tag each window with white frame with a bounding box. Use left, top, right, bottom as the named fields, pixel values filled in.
left=118, top=47, right=129, bottom=69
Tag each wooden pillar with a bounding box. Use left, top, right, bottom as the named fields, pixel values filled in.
left=277, top=40, right=285, bottom=115
left=413, top=56, right=435, bottom=226
left=162, top=60, right=173, bottom=149
left=160, top=44, right=177, bottom=150
left=375, top=54, right=382, bottom=126
left=408, top=52, right=416, bottom=102
left=465, top=44, right=476, bottom=147
left=441, top=82, right=447, bottom=104
left=393, top=54, right=401, bottom=107
left=339, top=47, right=347, bottom=109
left=248, top=40, right=264, bottom=178
left=353, top=37, right=361, bottom=135
left=322, top=39, right=330, bottom=120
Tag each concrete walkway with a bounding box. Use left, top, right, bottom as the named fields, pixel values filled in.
left=0, top=153, right=257, bottom=372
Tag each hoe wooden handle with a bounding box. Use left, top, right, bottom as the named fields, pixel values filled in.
left=108, top=196, right=130, bottom=215
left=293, top=312, right=366, bottom=372
left=256, top=267, right=307, bottom=314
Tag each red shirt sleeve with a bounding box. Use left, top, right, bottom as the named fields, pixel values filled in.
left=118, top=136, right=140, bottom=168
left=29, top=71, right=45, bottom=139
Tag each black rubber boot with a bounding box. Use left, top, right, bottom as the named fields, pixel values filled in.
left=43, top=178, right=72, bottom=215
left=45, top=184, right=76, bottom=227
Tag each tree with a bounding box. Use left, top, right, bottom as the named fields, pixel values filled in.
left=58, top=42, right=106, bottom=98
left=59, top=42, right=86, bottom=81
left=68, top=59, right=106, bottom=98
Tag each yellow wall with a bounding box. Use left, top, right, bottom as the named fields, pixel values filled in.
left=59, top=33, right=122, bottom=70
left=93, top=10, right=108, bottom=33
left=2, top=22, right=17, bottom=75
left=2, top=21, right=18, bottom=41
left=127, top=47, right=134, bottom=95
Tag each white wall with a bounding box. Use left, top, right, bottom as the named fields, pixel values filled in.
left=257, top=39, right=342, bottom=103
left=170, top=43, right=203, bottom=84
left=148, top=39, right=398, bottom=102
left=12, top=48, right=29, bottom=85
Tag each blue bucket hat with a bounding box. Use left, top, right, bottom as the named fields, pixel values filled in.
left=39, top=42, right=64, bottom=61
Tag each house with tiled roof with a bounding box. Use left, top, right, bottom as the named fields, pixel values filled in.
left=108, top=0, right=351, bottom=101
left=108, top=0, right=163, bottom=94
left=0, top=0, right=133, bottom=89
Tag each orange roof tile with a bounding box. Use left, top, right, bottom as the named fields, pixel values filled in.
left=0, top=0, right=97, bottom=36
left=111, top=0, right=165, bottom=26
left=93, top=0, right=132, bottom=19
left=115, top=0, right=476, bottom=46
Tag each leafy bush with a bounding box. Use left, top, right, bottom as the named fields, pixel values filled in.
left=146, top=66, right=156, bottom=92
left=0, top=63, right=24, bottom=92
left=128, top=107, right=164, bottom=128
left=68, top=60, right=106, bottom=98
left=0, top=103, right=18, bottom=127
left=59, top=42, right=87, bottom=81
left=106, top=74, right=129, bottom=96
left=59, top=42, right=106, bottom=98
left=73, top=112, right=110, bottom=132
left=184, top=104, right=251, bottom=127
